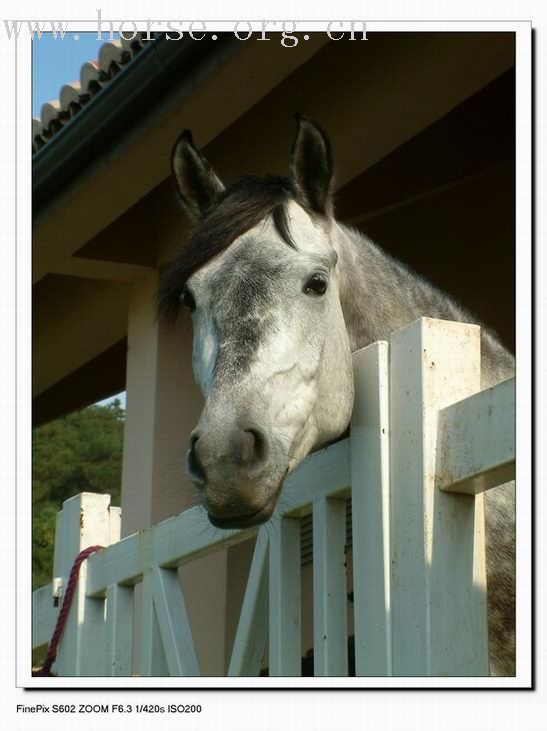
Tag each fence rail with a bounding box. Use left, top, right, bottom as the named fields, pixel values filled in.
left=32, top=318, right=515, bottom=677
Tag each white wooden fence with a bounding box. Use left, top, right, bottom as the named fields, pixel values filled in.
left=32, top=318, right=515, bottom=677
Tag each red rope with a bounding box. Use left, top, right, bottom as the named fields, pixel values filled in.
left=33, top=545, right=103, bottom=677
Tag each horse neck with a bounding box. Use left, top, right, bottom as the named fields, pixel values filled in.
left=332, top=222, right=458, bottom=349
left=331, top=222, right=514, bottom=386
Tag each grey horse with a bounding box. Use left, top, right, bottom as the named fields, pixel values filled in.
left=158, top=115, right=515, bottom=676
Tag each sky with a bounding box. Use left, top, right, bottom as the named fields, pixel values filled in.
left=33, top=32, right=126, bottom=409
left=32, top=32, right=119, bottom=116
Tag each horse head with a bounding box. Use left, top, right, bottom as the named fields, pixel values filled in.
left=158, top=116, right=354, bottom=528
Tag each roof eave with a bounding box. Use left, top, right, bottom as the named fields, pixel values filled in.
left=32, top=33, right=241, bottom=214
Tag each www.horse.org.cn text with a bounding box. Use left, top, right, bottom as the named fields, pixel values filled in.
left=96, top=17, right=369, bottom=46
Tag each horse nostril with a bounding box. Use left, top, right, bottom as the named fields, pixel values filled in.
left=187, top=433, right=206, bottom=483
left=239, top=427, right=268, bottom=466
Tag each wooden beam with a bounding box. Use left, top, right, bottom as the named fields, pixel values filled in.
left=147, top=567, right=200, bottom=676
left=32, top=338, right=127, bottom=427
left=50, top=258, right=155, bottom=283
left=437, top=377, right=515, bottom=495
left=33, top=275, right=130, bottom=397
left=227, top=530, right=269, bottom=676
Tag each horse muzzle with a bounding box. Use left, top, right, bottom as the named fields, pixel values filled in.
left=206, top=496, right=278, bottom=529
left=187, top=422, right=283, bottom=528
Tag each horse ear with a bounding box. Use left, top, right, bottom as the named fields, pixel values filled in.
left=171, top=129, right=225, bottom=222
left=289, top=114, right=334, bottom=216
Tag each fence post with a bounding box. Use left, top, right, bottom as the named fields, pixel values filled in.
left=350, top=340, right=391, bottom=675
left=105, top=583, right=134, bottom=676
left=53, top=493, right=120, bottom=676
left=269, top=517, right=301, bottom=676
left=313, top=495, right=348, bottom=676
left=389, top=318, right=489, bottom=676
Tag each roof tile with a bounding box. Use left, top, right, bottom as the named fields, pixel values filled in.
left=32, top=33, right=151, bottom=154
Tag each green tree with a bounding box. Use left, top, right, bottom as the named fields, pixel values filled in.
left=32, top=399, right=124, bottom=589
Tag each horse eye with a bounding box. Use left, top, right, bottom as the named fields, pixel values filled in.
left=303, top=273, right=328, bottom=296
left=181, top=289, right=196, bottom=313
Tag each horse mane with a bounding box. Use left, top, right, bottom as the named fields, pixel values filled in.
left=157, top=175, right=297, bottom=322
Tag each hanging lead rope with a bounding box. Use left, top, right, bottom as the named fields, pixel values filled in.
left=33, top=545, right=104, bottom=677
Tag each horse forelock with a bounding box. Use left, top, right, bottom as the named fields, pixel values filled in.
left=157, top=175, right=297, bottom=323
